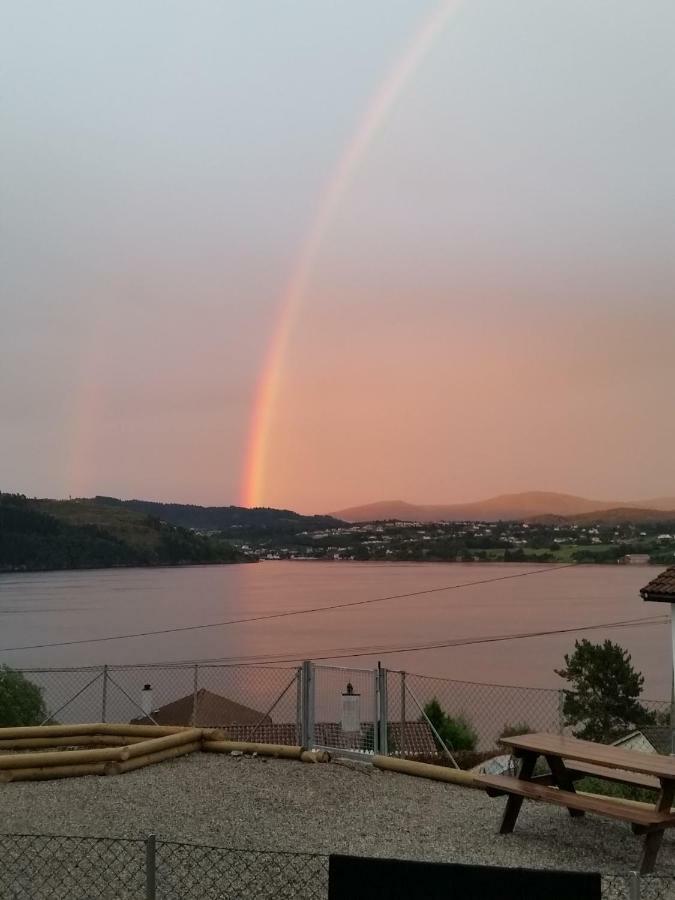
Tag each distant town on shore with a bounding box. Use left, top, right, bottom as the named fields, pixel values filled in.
left=2, top=490, right=674, bottom=572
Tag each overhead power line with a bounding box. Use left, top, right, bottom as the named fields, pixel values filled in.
left=0, top=563, right=575, bottom=654
left=158, top=613, right=668, bottom=667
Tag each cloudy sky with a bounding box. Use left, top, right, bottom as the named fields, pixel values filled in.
left=3, top=0, right=675, bottom=512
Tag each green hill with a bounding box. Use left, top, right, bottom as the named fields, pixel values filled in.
left=0, top=494, right=248, bottom=573
left=92, top=496, right=345, bottom=536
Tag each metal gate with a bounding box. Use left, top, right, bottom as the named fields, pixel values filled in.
left=301, top=662, right=387, bottom=756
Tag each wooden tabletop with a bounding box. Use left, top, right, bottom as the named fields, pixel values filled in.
left=500, top=733, right=675, bottom=780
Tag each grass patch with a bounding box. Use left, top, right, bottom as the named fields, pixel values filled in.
left=576, top=777, right=657, bottom=804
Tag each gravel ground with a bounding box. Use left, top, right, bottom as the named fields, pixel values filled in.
left=3, top=752, right=675, bottom=878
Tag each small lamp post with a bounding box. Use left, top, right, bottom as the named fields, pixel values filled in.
left=640, top=566, right=675, bottom=753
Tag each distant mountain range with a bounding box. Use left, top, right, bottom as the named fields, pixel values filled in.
left=332, top=492, right=675, bottom=523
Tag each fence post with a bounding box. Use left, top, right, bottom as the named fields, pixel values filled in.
left=296, top=666, right=302, bottom=741
left=145, top=834, right=156, bottom=900
left=372, top=668, right=380, bottom=755
left=191, top=665, right=199, bottom=727
left=377, top=663, right=388, bottom=756
left=300, top=661, right=314, bottom=748
left=670, top=679, right=675, bottom=756
left=627, top=870, right=640, bottom=900
left=101, top=665, right=108, bottom=723
left=400, top=672, right=406, bottom=758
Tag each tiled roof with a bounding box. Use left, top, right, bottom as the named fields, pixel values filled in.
left=131, top=688, right=271, bottom=727
left=214, top=721, right=438, bottom=756
left=220, top=723, right=299, bottom=745
left=130, top=688, right=438, bottom=756
left=640, top=566, right=675, bottom=602
left=384, top=722, right=438, bottom=756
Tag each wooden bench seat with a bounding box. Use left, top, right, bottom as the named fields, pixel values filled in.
left=564, top=761, right=659, bottom=792
left=483, top=734, right=675, bottom=873
left=476, top=775, right=675, bottom=829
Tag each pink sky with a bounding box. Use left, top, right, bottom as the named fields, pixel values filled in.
left=3, top=1, right=675, bottom=513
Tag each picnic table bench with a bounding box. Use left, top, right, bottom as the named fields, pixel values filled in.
left=475, top=732, right=675, bottom=874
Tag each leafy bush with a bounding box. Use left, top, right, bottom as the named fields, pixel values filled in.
left=0, top=666, right=48, bottom=726
left=422, top=697, right=478, bottom=751
left=498, top=721, right=532, bottom=747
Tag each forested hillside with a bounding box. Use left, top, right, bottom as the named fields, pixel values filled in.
left=93, top=496, right=344, bottom=535
left=0, top=494, right=247, bottom=572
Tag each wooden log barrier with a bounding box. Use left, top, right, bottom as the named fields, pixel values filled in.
left=105, top=740, right=201, bottom=775
left=0, top=723, right=187, bottom=741
left=373, top=754, right=477, bottom=787
left=124, top=728, right=203, bottom=759
left=93, top=724, right=190, bottom=738
left=0, top=735, right=146, bottom=751
left=0, top=745, right=131, bottom=770
left=0, top=763, right=108, bottom=783
left=203, top=740, right=304, bottom=759
left=0, top=724, right=114, bottom=741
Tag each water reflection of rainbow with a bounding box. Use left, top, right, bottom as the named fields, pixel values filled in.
left=241, top=0, right=462, bottom=507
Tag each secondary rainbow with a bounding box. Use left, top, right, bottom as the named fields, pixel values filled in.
left=241, top=0, right=463, bottom=507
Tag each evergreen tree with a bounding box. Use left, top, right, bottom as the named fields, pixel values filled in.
left=556, top=639, right=654, bottom=742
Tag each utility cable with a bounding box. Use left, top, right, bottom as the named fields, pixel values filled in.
left=0, top=563, right=575, bottom=653
left=159, top=613, right=667, bottom=667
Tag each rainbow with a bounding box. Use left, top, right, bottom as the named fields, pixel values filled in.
left=241, top=0, right=463, bottom=507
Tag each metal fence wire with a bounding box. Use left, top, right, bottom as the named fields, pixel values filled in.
left=13, top=661, right=673, bottom=755
left=0, top=833, right=673, bottom=899
left=155, top=840, right=328, bottom=900
left=0, top=833, right=145, bottom=900
left=401, top=670, right=563, bottom=751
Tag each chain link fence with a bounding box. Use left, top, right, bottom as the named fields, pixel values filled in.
left=0, top=833, right=327, bottom=900
left=0, top=833, right=672, bottom=898
left=17, top=663, right=303, bottom=744
left=155, top=839, right=328, bottom=899
left=0, top=833, right=145, bottom=899
left=400, top=670, right=563, bottom=751
left=12, top=662, right=673, bottom=755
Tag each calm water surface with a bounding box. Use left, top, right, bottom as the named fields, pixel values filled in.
left=0, top=562, right=669, bottom=695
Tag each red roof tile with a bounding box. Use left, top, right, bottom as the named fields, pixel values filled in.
left=640, top=566, right=675, bottom=602
left=216, top=721, right=437, bottom=755
left=131, top=688, right=270, bottom=727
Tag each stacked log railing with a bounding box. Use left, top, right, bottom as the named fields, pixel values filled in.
left=0, top=724, right=331, bottom=782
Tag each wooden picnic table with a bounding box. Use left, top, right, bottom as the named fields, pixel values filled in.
left=476, top=732, right=675, bottom=874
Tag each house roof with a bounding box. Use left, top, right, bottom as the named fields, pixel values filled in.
left=130, top=687, right=438, bottom=756
left=131, top=688, right=270, bottom=727
left=215, top=721, right=437, bottom=756
left=640, top=566, right=675, bottom=603
left=641, top=727, right=673, bottom=756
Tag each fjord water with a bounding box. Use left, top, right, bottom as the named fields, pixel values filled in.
left=0, top=562, right=669, bottom=696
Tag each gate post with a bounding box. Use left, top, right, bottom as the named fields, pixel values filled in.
left=377, top=664, right=388, bottom=756
left=145, top=834, right=157, bottom=900
left=191, top=665, right=199, bottom=727
left=296, top=666, right=302, bottom=740
left=300, top=661, right=315, bottom=748
left=400, top=671, right=406, bottom=757
left=627, top=871, right=641, bottom=900
left=101, top=665, right=108, bottom=723
left=372, top=668, right=380, bottom=755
